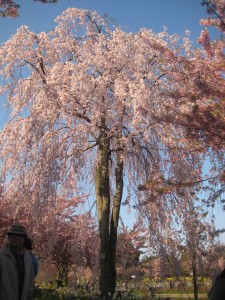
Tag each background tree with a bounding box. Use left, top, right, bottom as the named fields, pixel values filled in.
left=138, top=147, right=218, bottom=300
left=0, top=178, right=97, bottom=288
left=0, top=0, right=58, bottom=17
left=206, top=242, right=225, bottom=280
left=116, top=219, right=146, bottom=282
left=50, top=214, right=98, bottom=286
left=155, top=0, right=225, bottom=150
left=155, top=0, right=225, bottom=204
left=0, top=183, right=14, bottom=242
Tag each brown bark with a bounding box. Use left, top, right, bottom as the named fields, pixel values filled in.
left=109, top=149, right=123, bottom=293
left=96, top=129, right=112, bottom=296
left=192, top=252, right=199, bottom=300
left=96, top=127, right=124, bottom=297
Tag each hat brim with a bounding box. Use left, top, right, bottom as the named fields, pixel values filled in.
left=7, top=231, right=27, bottom=236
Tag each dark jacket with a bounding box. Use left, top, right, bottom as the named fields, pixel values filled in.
left=208, top=269, right=225, bottom=300
left=0, top=245, right=34, bottom=300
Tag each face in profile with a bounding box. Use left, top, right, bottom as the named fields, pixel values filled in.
left=218, top=257, right=225, bottom=271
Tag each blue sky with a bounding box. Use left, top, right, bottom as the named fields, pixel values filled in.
left=0, top=0, right=208, bottom=43
left=0, top=0, right=224, bottom=241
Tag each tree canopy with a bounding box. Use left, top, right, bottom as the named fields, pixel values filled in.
left=0, top=2, right=225, bottom=297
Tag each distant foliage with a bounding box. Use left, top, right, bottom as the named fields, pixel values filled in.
left=0, top=0, right=58, bottom=17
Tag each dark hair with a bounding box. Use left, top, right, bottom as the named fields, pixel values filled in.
left=23, top=237, right=33, bottom=251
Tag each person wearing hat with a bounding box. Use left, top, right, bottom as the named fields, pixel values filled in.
left=0, top=223, right=35, bottom=300
left=208, top=255, right=225, bottom=300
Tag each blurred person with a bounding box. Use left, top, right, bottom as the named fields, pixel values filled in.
left=208, top=255, right=225, bottom=300
left=0, top=223, right=35, bottom=300
left=23, top=237, right=38, bottom=277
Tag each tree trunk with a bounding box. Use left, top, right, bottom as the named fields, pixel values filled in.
left=96, top=129, right=112, bottom=296
left=192, top=252, right=199, bottom=300
left=109, top=148, right=123, bottom=293
left=96, top=128, right=124, bottom=297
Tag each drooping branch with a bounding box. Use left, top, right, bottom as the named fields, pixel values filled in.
left=201, top=0, right=225, bottom=27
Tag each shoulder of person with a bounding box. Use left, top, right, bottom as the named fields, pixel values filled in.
left=0, top=245, right=11, bottom=256
left=24, top=249, right=33, bottom=258
left=219, top=270, right=225, bottom=279
left=209, top=278, right=225, bottom=300
left=217, top=277, right=225, bottom=285
left=213, top=278, right=225, bottom=294
left=29, top=252, right=38, bottom=262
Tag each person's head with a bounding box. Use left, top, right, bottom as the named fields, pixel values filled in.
left=23, top=237, right=33, bottom=251
left=7, top=223, right=27, bottom=250
left=218, top=255, right=225, bottom=271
